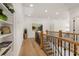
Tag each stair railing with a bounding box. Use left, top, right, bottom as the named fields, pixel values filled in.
left=47, top=31, right=79, bottom=41
left=43, top=30, right=79, bottom=56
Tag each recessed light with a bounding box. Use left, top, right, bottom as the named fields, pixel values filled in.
left=29, top=4, right=34, bottom=7
left=56, top=12, right=59, bottom=15
left=28, top=14, right=31, bottom=16
left=45, top=9, right=48, bottom=13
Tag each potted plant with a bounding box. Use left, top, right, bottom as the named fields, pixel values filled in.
left=0, top=9, right=8, bottom=21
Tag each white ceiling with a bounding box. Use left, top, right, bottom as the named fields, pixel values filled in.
left=22, top=3, right=79, bottom=19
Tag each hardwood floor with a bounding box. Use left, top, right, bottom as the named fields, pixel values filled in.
left=19, top=39, right=46, bottom=56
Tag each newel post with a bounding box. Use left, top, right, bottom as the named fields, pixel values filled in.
left=46, top=30, right=48, bottom=35
left=40, top=31, right=43, bottom=49
left=46, top=30, right=48, bottom=41
left=59, top=30, right=62, bottom=45
left=59, top=30, right=62, bottom=56
left=59, top=30, right=62, bottom=37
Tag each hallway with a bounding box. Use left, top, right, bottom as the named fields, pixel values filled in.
left=1, top=3, right=79, bottom=56
left=19, top=39, right=46, bottom=56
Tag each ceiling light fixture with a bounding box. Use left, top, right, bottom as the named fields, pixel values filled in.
left=29, top=4, right=34, bottom=7
left=28, top=14, right=31, bottom=16
left=45, top=9, right=48, bottom=13
left=56, top=12, right=59, bottom=15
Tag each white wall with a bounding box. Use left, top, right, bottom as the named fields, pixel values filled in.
left=23, top=6, right=70, bottom=38
left=13, top=4, right=24, bottom=55
left=24, top=17, right=70, bottom=38
left=24, top=17, right=51, bottom=38
left=69, top=7, right=79, bottom=33
left=52, top=19, right=69, bottom=32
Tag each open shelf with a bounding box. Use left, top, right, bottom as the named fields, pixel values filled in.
left=0, top=33, right=12, bottom=39
left=0, top=3, right=13, bottom=16
left=0, top=42, right=13, bottom=56
left=0, top=3, right=13, bottom=56
left=0, top=19, right=12, bottom=25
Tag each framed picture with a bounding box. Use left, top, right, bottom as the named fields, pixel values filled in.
left=32, top=23, right=43, bottom=31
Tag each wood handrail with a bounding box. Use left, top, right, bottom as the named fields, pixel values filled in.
left=48, top=31, right=79, bottom=35
left=48, top=34, right=74, bottom=44
left=43, top=33, right=79, bottom=46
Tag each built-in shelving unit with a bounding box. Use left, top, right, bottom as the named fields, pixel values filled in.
left=0, top=3, right=14, bottom=56
left=0, top=3, right=12, bottom=16
left=0, top=33, right=12, bottom=39
left=0, top=19, right=12, bottom=25
left=0, top=42, right=13, bottom=56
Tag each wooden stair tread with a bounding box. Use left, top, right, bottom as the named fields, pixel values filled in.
left=46, top=49, right=52, bottom=51
left=46, top=50, right=53, bottom=53
left=48, top=54, right=54, bottom=56
left=43, top=41, right=49, bottom=43
left=44, top=48, right=52, bottom=51
left=43, top=45, right=50, bottom=48
left=43, top=43, right=49, bottom=45
left=46, top=50, right=54, bottom=56
left=47, top=52, right=54, bottom=56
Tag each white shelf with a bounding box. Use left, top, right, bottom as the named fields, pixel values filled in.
left=0, top=3, right=13, bottom=56
left=0, top=42, right=13, bottom=55
left=0, top=3, right=13, bottom=16
left=0, top=19, right=12, bottom=25
left=0, top=33, right=12, bottom=39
